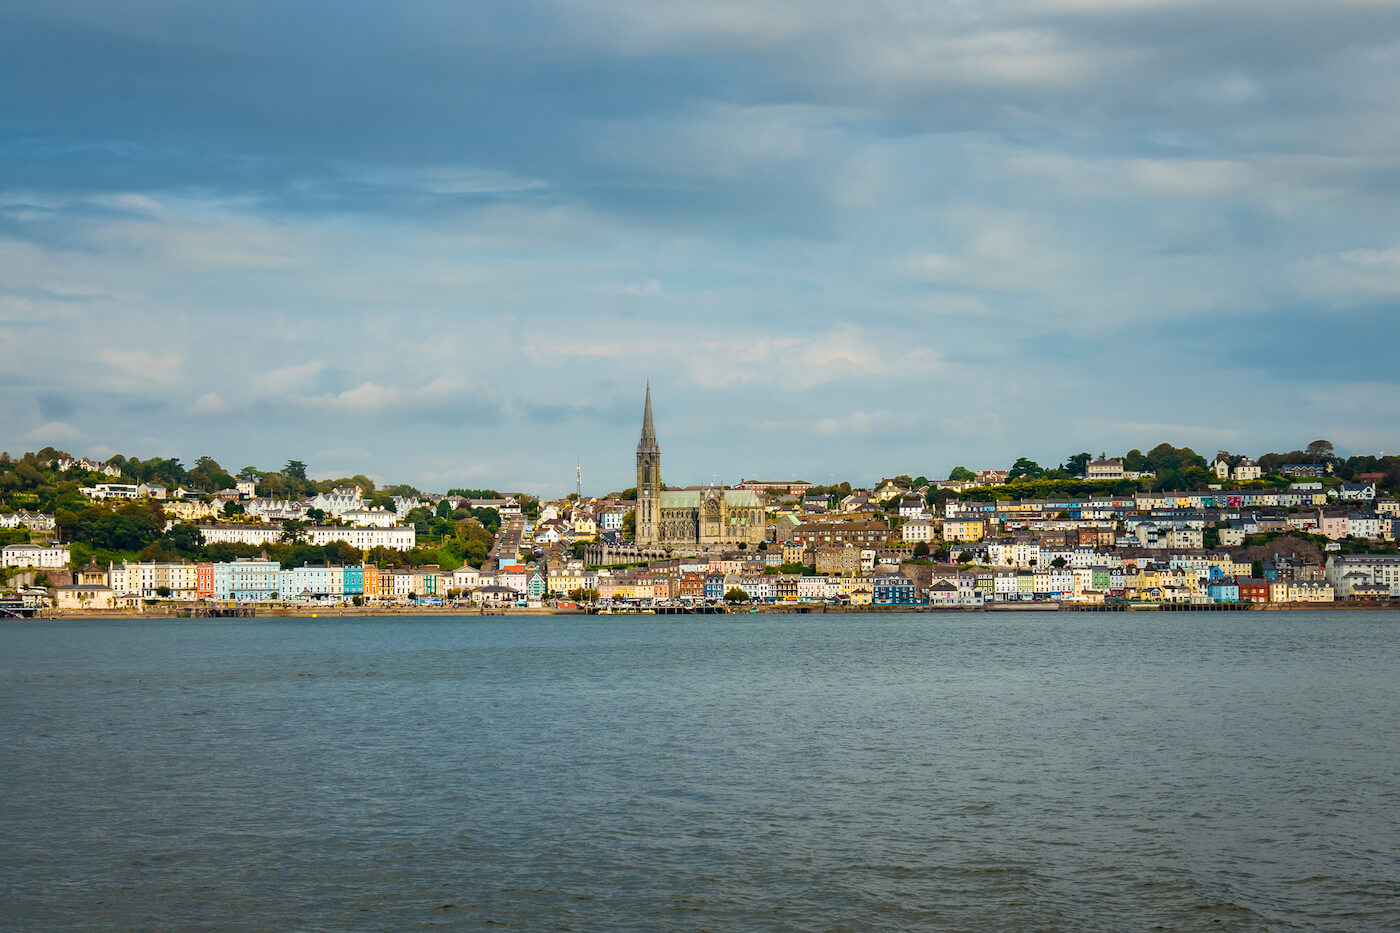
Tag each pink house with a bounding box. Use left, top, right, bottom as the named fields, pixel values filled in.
left=1316, top=510, right=1349, bottom=540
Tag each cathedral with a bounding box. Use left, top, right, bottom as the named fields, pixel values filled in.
left=634, top=383, right=767, bottom=549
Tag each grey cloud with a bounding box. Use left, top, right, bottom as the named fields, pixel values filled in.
left=36, top=393, right=75, bottom=420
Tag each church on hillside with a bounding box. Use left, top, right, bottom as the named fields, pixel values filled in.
left=633, top=383, right=767, bottom=549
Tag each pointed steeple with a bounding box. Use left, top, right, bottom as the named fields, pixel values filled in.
left=637, top=379, right=658, bottom=453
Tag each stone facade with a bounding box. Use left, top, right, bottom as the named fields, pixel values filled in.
left=633, top=384, right=767, bottom=549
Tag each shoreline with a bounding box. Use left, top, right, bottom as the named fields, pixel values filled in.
left=16, top=600, right=1400, bottom=621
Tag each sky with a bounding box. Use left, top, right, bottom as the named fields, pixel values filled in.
left=3, top=0, right=1399, bottom=496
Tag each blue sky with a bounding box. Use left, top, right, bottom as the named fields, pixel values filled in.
left=3, top=0, right=1399, bottom=495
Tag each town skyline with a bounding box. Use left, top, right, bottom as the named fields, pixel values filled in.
left=7, top=421, right=1391, bottom=502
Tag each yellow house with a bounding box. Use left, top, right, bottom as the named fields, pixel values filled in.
left=163, top=500, right=224, bottom=522
left=943, top=517, right=985, bottom=542
left=56, top=584, right=117, bottom=610
left=850, top=586, right=872, bottom=606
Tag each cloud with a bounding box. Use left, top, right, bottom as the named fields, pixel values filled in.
left=189, top=392, right=231, bottom=416
left=2, top=0, right=1399, bottom=491
left=258, top=360, right=326, bottom=394
left=1294, top=246, right=1400, bottom=303
left=24, top=420, right=79, bottom=443
left=815, top=410, right=880, bottom=437
left=37, top=392, right=75, bottom=420
left=98, top=348, right=185, bottom=386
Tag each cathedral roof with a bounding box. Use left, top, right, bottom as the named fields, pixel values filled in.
left=659, top=489, right=763, bottom=508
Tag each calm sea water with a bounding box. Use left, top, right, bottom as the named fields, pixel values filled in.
left=1, top=612, right=1397, bottom=931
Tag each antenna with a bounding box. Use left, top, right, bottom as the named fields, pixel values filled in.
left=576, top=460, right=582, bottom=499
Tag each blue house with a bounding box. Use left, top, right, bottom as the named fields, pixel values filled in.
left=872, top=574, right=921, bottom=606
left=1207, top=579, right=1240, bottom=603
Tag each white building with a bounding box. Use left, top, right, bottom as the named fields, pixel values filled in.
left=309, top=491, right=363, bottom=517
left=278, top=565, right=346, bottom=600
left=1326, top=554, right=1400, bottom=598
left=197, top=524, right=285, bottom=547
left=56, top=457, right=122, bottom=477
left=1233, top=458, right=1262, bottom=481
left=80, top=483, right=141, bottom=500
left=306, top=526, right=414, bottom=550
left=1086, top=459, right=1125, bottom=480
left=0, top=510, right=56, bottom=532
left=451, top=566, right=481, bottom=592
left=1, top=544, right=70, bottom=569
left=390, top=496, right=424, bottom=516
left=245, top=498, right=307, bottom=522
left=341, top=507, right=399, bottom=528
left=901, top=519, right=934, bottom=543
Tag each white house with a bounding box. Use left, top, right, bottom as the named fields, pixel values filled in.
left=341, top=507, right=399, bottom=528
left=1334, top=483, right=1378, bottom=501
left=306, top=525, right=415, bottom=550
left=451, top=566, right=481, bottom=592
left=1326, top=554, right=1400, bottom=598
left=1086, top=458, right=1125, bottom=481
left=80, top=483, right=141, bottom=500
left=56, top=457, right=122, bottom=478
left=0, top=510, right=56, bottom=532
left=309, top=491, right=363, bottom=517
left=1233, top=458, right=1262, bottom=481
left=1, top=544, right=70, bottom=569
left=901, top=519, right=934, bottom=543
left=197, top=524, right=284, bottom=546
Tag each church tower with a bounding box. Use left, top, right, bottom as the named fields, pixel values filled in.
left=635, top=381, right=661, bottom=545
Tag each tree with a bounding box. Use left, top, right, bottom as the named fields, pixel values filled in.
left=161, top=523, right=205, bottom=555
left=280, top=518, right=309, bottom=545
left=284, top=460, right=308, bottom=480
left=469, top=507, right=500, bottom=533
left=1050, top=556, right=1067, bottom=568
left=224, top=501, right=245, bottom=516
left=724, top=587, right=750, bottom=604
left=257, top=473, right=288, bottom=498
left=957, top=552, right=974, bottom=564
left=1251, top=560, right=1265, bottom=579
left=1009, top=457, right=1044, bottom=481
left=155, top=586, right=172, bottom=598
left=622, top=509, right=636, bottom=540
left=948, top=466, right=976, bottom=482
left=1065, top=452, right=1092, bottom=477
left=913, top=541, right=930, bottom=558
left=1306, top=440, right=1335, bottom=461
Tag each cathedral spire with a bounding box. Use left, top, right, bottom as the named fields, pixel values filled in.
left=638, top=379, right=658, bottom=453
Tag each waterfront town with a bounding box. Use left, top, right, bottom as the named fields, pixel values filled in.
left=3, top=392, right=1400, bottom=615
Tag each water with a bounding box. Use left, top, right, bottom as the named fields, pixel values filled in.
left=2, top=612, right=1397, bottom=931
